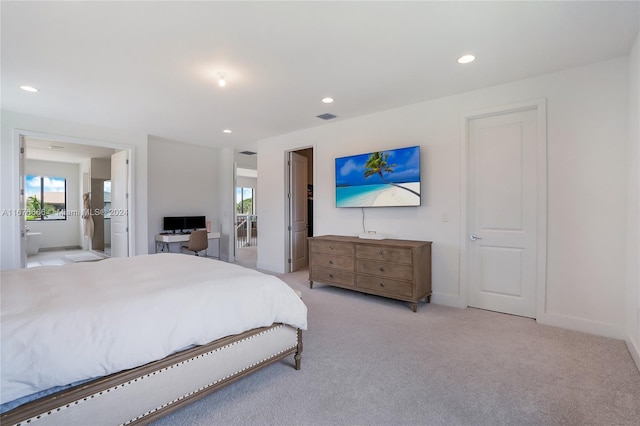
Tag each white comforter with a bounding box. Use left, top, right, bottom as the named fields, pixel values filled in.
left=0, top=254, right=307, bottom=404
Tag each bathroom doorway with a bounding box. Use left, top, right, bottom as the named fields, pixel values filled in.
left=19, top=133, right=133, bottom=268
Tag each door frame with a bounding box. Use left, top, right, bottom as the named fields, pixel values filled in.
left=459, top=99, right=548, bottom=319
left=19, top=135, right=26, bottom=268
left=284, top=146, right=314, bottom=273
left=15, top=129, right=135, bottom=267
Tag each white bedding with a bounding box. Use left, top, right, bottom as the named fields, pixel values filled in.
left=0, top=253, right=307, bottom=405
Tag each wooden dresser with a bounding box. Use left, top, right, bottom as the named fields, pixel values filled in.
left=308, top=235, right=432, bottom=312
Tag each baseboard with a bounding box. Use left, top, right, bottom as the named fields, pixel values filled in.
left=626, top=338, right=640, bottom=373
left=536, top=311, right=627, bottom=340
left=40, top=245, right=83, bottom=252
left=430, top=292, right=462, bottom=308
left=256, top=262, right=286, bottom=274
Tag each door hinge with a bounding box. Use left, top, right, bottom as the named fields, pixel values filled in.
left=288, top=258, right=291, bottom=264
left=288, top=225, right=292, bottom=231
left=20, top=147, right=24, bottom=154
left=20, top=189, right=24, bottom=196
left=126, top=193, right=129, bottom=199
left=126, top=159, right=129, bottom=165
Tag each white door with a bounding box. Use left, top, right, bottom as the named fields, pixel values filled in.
left=467, top=108, right=539, bottom=318
left=289, top=152, right=308, bottom=272
left=19, top=137, right=27, bottom=268
left=110, top=150, right=129, bottom=257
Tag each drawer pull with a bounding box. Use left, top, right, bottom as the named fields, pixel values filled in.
left=379, top=250, right=386, bottom=256
left=329, top=245, right=334, bottom=250
left=329, top=260, right=334, bottom=265
left=379, top=282, right=385, bottom=287
left=379, top=267, right=385, bottom=272
left=329, top=274, right=334, bottom=279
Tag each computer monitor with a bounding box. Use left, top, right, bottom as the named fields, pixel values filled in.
left=183, top=216, right=206, bottom=230
left=163, top=216, right=185, bottom=233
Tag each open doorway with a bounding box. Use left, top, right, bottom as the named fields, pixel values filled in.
left=286, top=147, right=314, bottom=272
left=19, top=134, right=134, bottom=268
left=234, top=148, right=258, bottom=268
left=235, top=167, right=258, bottom=268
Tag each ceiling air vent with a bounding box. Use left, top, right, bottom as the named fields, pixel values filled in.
left=317, top=113, right=337, bottom=120
left=239, top=151, right=257, bottom=155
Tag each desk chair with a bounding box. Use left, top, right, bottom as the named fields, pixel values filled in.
left=181, top=230, right=208, bottom=256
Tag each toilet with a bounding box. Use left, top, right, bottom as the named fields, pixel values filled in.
left=26, top=232, right=43, bottom=256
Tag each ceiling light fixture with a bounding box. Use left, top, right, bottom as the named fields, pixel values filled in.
left=223, top=129, right=232, bottom=134
left=218, top=72, right=227, bottom=87
left=322, top=97, right=334, bottom=104
left=457, top=54, right=476, bottom=64
left=20, top=85, right=38, bottom=92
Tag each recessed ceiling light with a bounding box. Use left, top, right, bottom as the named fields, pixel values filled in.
left=322, top=97, right=334, bottom=104
left=20, top=85, right=38, bottom=92
left=457, top=55, right=475, bottom=64
left=223, top=129, right=232, bottom=134
left=218, top=72, right=227, bottom=87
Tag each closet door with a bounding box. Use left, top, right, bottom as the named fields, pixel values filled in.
left=467, top=107, right=540, bottom=318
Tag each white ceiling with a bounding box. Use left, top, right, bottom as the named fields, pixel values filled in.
left=24, top=137, right=116, bottom=163
left=2, top=1, right=638, bottom=153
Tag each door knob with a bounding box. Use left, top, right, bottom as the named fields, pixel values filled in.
left=469, top=234, right=482, bottom=241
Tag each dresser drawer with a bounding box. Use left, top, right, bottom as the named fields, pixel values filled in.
left=311, top=253, right=354, bottom=271
left=356, top=275, right=413, bottom=298
left=308, top=235, right=431, bottom=312
left=356, top=245, right=413, bottom=264
left=311, top=267, right=355, bottom=287
left=356, top=259, right=413, bottom=281
left=310, top=240, right=354, bottom=257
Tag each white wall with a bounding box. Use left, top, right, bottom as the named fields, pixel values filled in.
left=147, top=137, right=220, bottom=258
left=0, top=110, right=149, bottom=269
left=24, top=159, right=81, bottom=249
left=218, top=148, right=236, bottom=261
left=236, top=176, right=257, bottom=189
left=626, top=32, right=640, bottom=369
left=234, top=151, right=257, bottom=170
left=257, top=56, right=631, bottom=341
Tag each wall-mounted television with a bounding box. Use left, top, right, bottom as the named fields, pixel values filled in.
left=335, top=145, right=421, bottom=208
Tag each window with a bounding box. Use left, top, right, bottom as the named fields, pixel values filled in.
left=236, top=187, right=257, bottom=248
left=236, top=187, right=254, bottom=214
left=25, top=175, right=67, bottom=221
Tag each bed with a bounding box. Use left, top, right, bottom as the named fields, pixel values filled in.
left=0, top=253, right=307, bottom=425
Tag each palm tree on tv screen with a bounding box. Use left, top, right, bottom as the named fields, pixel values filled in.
left=363, top=151, right=420, bottom=197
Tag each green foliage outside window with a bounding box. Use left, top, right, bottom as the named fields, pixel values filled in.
left=236, top=187, right=254, bottom=215
left=237, top=198, right=253, bottom=214
left=25, top=175, right=67, bottom=220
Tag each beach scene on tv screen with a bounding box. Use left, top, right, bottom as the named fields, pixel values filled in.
left=335, top=146, right=421, bottom=208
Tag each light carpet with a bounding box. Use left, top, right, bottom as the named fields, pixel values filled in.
left=151, top=268, right=640, bottom=426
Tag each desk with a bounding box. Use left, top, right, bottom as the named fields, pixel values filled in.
left=155, top=232, right=221, bottom=258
